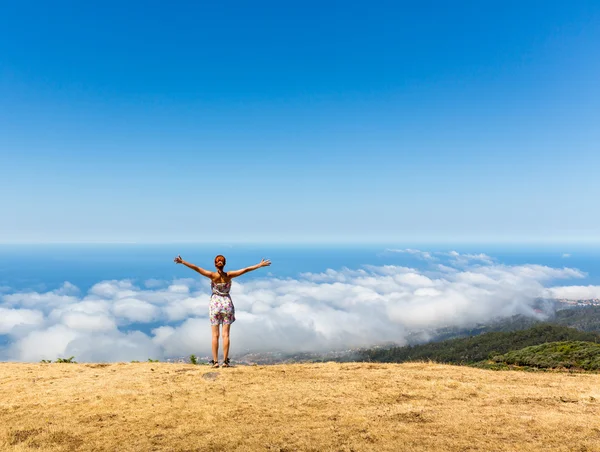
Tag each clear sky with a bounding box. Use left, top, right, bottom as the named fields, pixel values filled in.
left=1, top=1, right=599, bottom=244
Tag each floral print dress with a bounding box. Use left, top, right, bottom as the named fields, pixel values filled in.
left=209, top=281, right=236, bottom=325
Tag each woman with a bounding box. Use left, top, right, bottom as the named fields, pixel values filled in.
left=174, top=254, right=271, bottom=367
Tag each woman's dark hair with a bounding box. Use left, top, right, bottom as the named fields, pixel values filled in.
left=214, top=255, right=226, bottom=266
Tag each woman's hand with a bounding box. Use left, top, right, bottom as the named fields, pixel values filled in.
left=259, top=258, right=271, bottom=268
left=173, top=256, right=213, bottom=278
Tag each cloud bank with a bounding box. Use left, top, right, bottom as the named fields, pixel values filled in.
left=0, top=250, right=594, bottom=362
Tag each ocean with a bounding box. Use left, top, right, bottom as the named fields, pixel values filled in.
left=2, top=243, right=600, bottom=292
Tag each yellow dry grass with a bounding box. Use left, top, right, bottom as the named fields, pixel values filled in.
left=1, top=361, right=599, bottom=451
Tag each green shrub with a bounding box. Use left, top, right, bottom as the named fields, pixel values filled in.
left=190, top=355, right=198, bottom=365
left=492, top=341, right=600, bottom=371
left=55, top=356, right=76, bottom=363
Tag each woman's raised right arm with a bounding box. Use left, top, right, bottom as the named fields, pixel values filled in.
left=174, top=255, right=213, bottom=278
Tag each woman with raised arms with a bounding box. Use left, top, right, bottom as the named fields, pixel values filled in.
left=174, top=254, right=271, bottom=368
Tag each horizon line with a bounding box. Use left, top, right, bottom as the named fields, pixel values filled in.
left=2, top=238, right=600, bottom=246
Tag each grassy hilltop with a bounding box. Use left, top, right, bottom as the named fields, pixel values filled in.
left=1, top=362, right=600, bottom=451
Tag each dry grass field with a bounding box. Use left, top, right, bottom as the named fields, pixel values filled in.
left=1, top=361, right=599, bottom=451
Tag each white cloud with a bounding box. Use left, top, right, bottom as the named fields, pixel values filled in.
left=162, top=296, right=206, bottom=322
left=64, top=331, right=161, bottom=363
left=12, top=324, right=81, bottom=362
left=442, top=251, right=494, bottom=266
left=89, top=280, right=137, bottom=299
left=112, top=298, right=160, bottom=323
left=144, top=279, right=165, bottom=289
left=0, top=307, right=45, bottom=334
left=562, top=253, right=571, bottom=258
left=385, top=248, right=436, bottom=260
left=61, top=312, right=116, bottom=332
left=150, top=318, right=209, bottom=357
left=0, top=249, right=593, bottom=362
left=151, top=325, right=175, bottom=345
left=2, top=282, right=80, bottom=309
left=167, top=284, right=189, bottom=294
left=54, top=282, right=80, bottom=296
left=51, top=299, right=111, bottom=318
left=544, top=285, right=600, bottom=300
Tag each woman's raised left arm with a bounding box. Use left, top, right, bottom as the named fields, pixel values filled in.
left=228, top=259, right=271, bottom=278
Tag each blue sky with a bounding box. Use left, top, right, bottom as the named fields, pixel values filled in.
left=1, top=1, right=599, bottom=244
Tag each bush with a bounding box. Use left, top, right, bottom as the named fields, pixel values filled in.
left=55, top=356, right=76, bottom=363
left=190, top=355, right=198, bottom=365
left=492, top=341, right=600, bottom=371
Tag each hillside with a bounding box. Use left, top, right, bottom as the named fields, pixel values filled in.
left=411, top=306, right=600, bottom=344
left=409, top=313, right=544, bottom=344
left=490, top=341, right=600, bottom=371
left=552, top=305, right=600, bottom=332
left=359, top=324, right=600, bottom=365
left=1, top=362, right=600, bottom=451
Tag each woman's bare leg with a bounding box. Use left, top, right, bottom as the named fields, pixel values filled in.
left=222, top=324, right=231, bottom=364
left=211, top=325, right=220, bottom=364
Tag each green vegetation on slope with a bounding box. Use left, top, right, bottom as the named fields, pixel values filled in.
left=417, top=306, right=600, bottom=344
left=359, top=324, right=600, bottom=365
left=552, top=306, right=600, bottom=332
left=489, top=341, right=600, bottom=370
left=418, top=315, right=541, bottom=343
